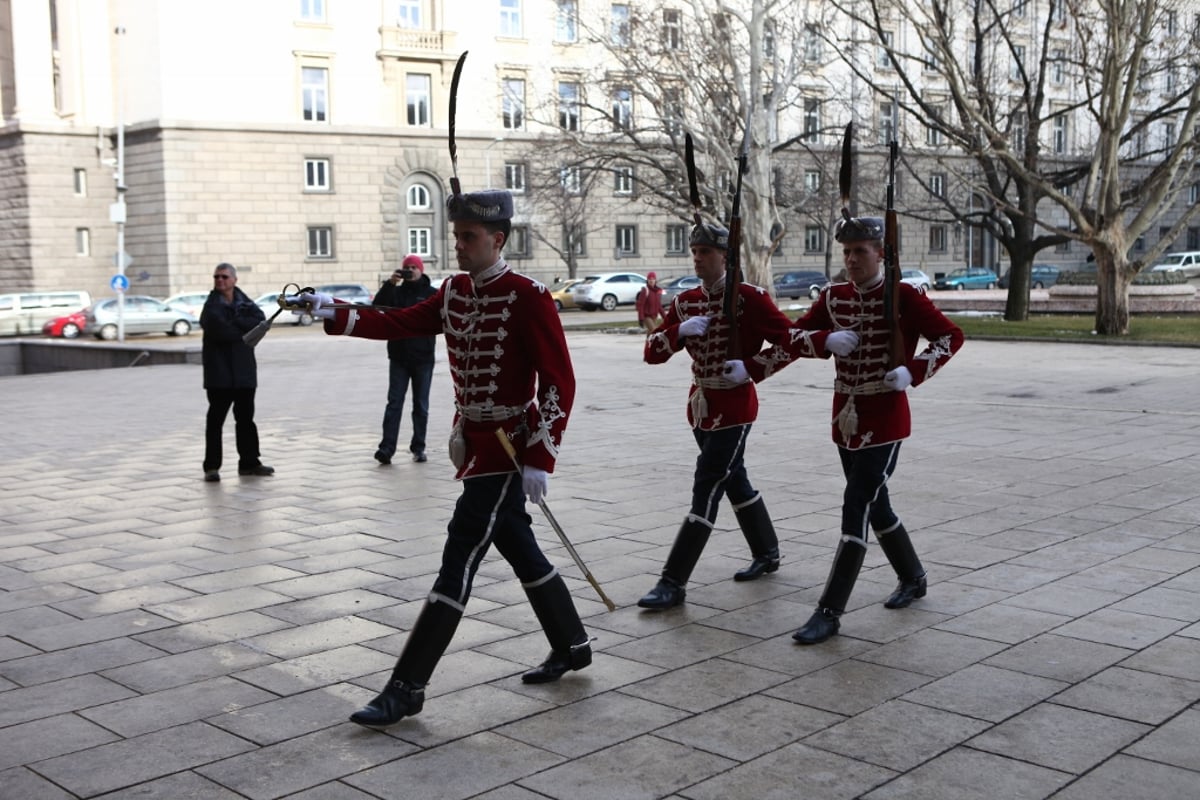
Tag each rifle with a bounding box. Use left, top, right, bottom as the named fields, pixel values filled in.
left=723, top=123, right=750, bottom=359
left=883, top=140, right=905, bottom=369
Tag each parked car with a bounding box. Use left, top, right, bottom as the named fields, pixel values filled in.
left=0, top=290, right=92, bottom=336
left=316, top=283, right=374, bottom=305
left=163, top=291, right=209, bottom=319
left=901, top=269, right=932, bottom=291
left=42, top=309, right=89, bottom=339
left=773, top=270, right=829, bottom=300
left=1149, top=251, right=1200, bottom=278
left=934, top=267, right=1000, bottom=290
left=572, top=272, right=648, bottom=311
left=85, top=296, right=198, bottom=340
left=548, top=278, right=582, bottom=311
left=254, top=292, right=313, bottom=326
left=998, top=264, right=1061, bottom=289
left=660, top=275, right=702, bottom=303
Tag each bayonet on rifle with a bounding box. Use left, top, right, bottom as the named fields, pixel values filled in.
left=723, top=117, right=751, bottom=359
left=883, top=139, right=905, bottom=370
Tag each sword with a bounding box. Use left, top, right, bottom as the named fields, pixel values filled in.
left=494, top=428, right=617, bottom=612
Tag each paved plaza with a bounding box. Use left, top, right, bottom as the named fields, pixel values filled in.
left=1, top=324, right=1198, bottom=799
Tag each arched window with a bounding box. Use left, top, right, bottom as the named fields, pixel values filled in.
left=407, top=184, right=431, bottom=210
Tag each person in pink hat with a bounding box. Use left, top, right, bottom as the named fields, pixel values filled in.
left=636, top=271, right=665, bottom=336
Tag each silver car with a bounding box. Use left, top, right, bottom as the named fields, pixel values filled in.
left=572, top=272, right=648, bottom=311
left=85, top=296, right=198, bottom=340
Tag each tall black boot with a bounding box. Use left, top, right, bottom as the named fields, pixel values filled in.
left=732, top=494, right=781, bottom=581
left=793, top=539, right=866, bottom=644
left=349, top=598, right=463, bottom=728
left=876, top=523, right=927, bottom=609
left=521, top=573, right=592, bottom=684
left=637, top=517, right=713, bottom=610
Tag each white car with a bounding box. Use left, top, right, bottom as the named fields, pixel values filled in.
left=572, top=272, right=648, bottom=311
left=163, top=291, right=209, bottom=322
left=1149, top=251, right=1200, bottom=278
left=901, top=269, right=932, bottom=292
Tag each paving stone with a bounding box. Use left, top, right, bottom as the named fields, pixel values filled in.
left=79, top=675, right=278, bottom=737
left=855, top=628, right=1009, bottom=678
left=239, top=616, right=397, bottom=659
left=0, top=766, right=78, bottom=799
left=859, top=745, right=1070, bottom=799
left=1000, top=581, right=1120, bottom=617
left=1124, top=706, right=1200, bottom=771
left=0, top=582, right=90, bottom=614
left=981, top=633, right=1133, bottom=681
left=0, top=635, right=40, bottom=661
left=131, top=610, right=293, bottom=653
left=934, top=603, right=1072, bottom=645
left=0, top=713, right=120, bottom=772
left=206, top=683, right=371, bottom=745
left=0, top=637, right=166, bottom=687
left=685, top=741, right=894, bottom=800
left=0, top=674, right=138, bottom=727
left=234, top=644, right=396, bottom=696
left=604, top=620, right=763, bottom=670
left=170, top=564, right=309, bottom=593
left=82, top=769, right=247, bottom=799
left=98, top=641, right=278, bottom=693
left=1049, top=753, right=1200, bottom=800
left=766, top=658, right=932, bottom=716
left=968, top=702, right=1150, bottom=773
left=272, top=781, right=381, bottom=800
left=620, top=656, right=791, bottom=713
left=1055, top=665, right=1200, bottom=724
left=657, top=694, right=843, bottom=761
left=1053, top=608, right=1188, bottom=650
left=1120, top=634, right=1200, bottom=681
left=498, top=691, right=690, bottom=758
left=900, top=664, right=1067, bottom=723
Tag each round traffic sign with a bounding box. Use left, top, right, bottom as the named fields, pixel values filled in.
left=110, top=274, right=130, bottom=292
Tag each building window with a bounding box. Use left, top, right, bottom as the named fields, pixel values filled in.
left=614, top=166, right=634, bottom=195
left=500, top=0, right=522, bottom=37
left=1055, top=239, right=1071, bottom=253
left=396, top=0, right=420, bottom=28
left=616, top=225, right=637, bottom=256
left=611, top=4, right=630, bottom=46
left=804, top=169, right=821, bottom=194
left=302, top=66, right=328, bottom=122
left=803, top=98, right=821, bottom=143
left=927, top=105, right=945, bottom=146
left=559, top=82, right=580, bottom=131
left=1187, top=227, right=1200, bottom=250
left=879, top=101, right=895, bottom=144
left=877, top=31, right=894, bottom=69
left=1049, top=0, right=1066, bottom=24
left=307, top=226, right=334, bottom=258
left=929, top=225, right=947, bottom=253
left=560, top=166, right=583, bottom=194
left=407, top=73, right=431, bottom=126
left=1189, top=182, right=1199, bottom=205
left=1050, top=49, right=1065, bottom=85
left=1010, top=45, right=1024, bottom=81
left=663, top=9, right=682, bottom=49
left=612, top=86, right=633, bottom=131
left=1162, top=122, right=1176, bottom=149
left=1012, top=109, right=1027, bottom=152
left=666, top=224, right=687, bottom=255
left=508, top=225, right=531, bottom=257
left=804, top=24, right=822, bottom=62
left=73, top=168, right=87, bottom=196
left=555, top=0, right=577, bottom=42
left=305, top=158, right=331, bottom=191
left=804, top=225, right=824, bottom=253
left=930, top=172, right=945, bottom=198
left=1013, top=0, right=1028, bottom=17
left=763, top=21, right=776, bottom=58
left=662, top=87, right=683, bottom=136
left=75, top=228, right=90, bottom=256
left=504, top=162, right=526, bottom=193
left=407, top=184, right=431, bottom=210
left=565, top=225, right=586, bottom=255
left=299, top=0, right=325, bottom=22
left=502, top=78, right=525, bottom=130
left=408, top=227, right=432, bottom=256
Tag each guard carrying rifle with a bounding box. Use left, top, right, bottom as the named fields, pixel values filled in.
left=637, top=130, right=794, bottom=611
left=729, top=129, right=964, bottom=643
left=293, top=53, right=592, bottom=728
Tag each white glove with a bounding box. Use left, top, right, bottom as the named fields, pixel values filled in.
left=296, top=291, right=335, bottom=320
left=883, top=366, right=913, bottom=392
left=723, top=359, right=750, bottom=385
left=678, top=315, right=711, bottom=338
left=522, top=466, right=549, bottom=505
left=825, top=330, right=859, bottom=357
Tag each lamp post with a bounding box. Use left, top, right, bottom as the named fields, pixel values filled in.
left=113, top=24, right=127, bottom=342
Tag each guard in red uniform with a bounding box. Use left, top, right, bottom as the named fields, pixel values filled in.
left=636, top=222, right=794, bottom=610
left=730, top=215, right=963, bottom=643
left=298, top=188, right=590, bottom=727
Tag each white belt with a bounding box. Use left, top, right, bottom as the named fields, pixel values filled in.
left=456, top=401, right=530, bottom=422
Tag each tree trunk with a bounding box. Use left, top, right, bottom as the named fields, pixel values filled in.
left=1093, top=252, right=1132, bottom=335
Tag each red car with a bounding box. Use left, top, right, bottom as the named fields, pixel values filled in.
left=42, top=309, right=88, bottom=339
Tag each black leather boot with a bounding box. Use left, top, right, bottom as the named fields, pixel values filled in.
left=733, top=494, right=781, bottom=581
left=876, top=523, right=927, bottom=609
left=349, top=598, right=462, bottom=728
left=522, top=574, right=592, bottom=684
left=792, top=607, right=841, bottom=644
left=637, top=517, right=712, bottom=610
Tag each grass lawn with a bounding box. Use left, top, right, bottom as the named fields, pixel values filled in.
left=945, top=314, right=1199, bottom=346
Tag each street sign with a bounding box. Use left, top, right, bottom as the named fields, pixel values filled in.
left=112, top=251, right=133, bottom=269
left=110, top=274, right=130, bottom=292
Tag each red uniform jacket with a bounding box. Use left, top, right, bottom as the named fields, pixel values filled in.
left=646, top=281, right=793, bottom=430
left=323, top=262, right=574, bottom=478
left=746, top=275, right=963, bottom=449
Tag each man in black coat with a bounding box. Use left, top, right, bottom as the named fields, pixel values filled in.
left=199, top=263, right=273, bottom=482
left=373, top=254, right=438, bottom=464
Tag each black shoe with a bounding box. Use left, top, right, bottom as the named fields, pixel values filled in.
left=374, top=450, right=392, bottom=465
left=521, top=641, right=592, bottom=684
left=734, top=550, right=780, bottom=582
left=413, top=451, right=427, bottom=463
left=203, top=470, right=220, bottom=483
left=238, top=464, right=275, bottom=476
left=792, top=608, right=840, bottom=644
left=349, top=679, right=425, bottom=728
left=884, top=575, right=927, bottom=609
left=637, top=579, right=686, bottom=610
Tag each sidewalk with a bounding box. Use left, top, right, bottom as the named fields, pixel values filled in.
left=1, top=332, right=1198, bottom=799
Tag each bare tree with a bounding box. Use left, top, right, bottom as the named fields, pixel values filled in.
left=828, top=0, right=1200, bottom=331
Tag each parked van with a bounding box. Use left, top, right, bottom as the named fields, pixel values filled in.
left=0, top=291, right=93, bottom=336
left=1150, top=252, right=1200, bottom=279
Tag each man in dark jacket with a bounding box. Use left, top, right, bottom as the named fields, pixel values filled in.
left=199, top=263, right=272, bottom=482
left=373, top=254, right=438, bottom=464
